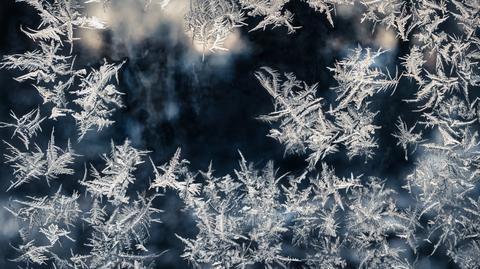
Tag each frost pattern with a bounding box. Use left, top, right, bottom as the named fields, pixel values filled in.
left=0, top=108, right=45, bottom=149
left=392, top=117, right=423, bottom=161
left=185, top=0, right=246, bottom=57
left=1, top=0, right=124, bottom=138
left=4, top=129, right=77, bottom=191
left=6, top=143, right=164, bottom=269
left=239, top=0, right=299, bottom=33
left=2, top=0, right=480, bottom=269
left=81, top=139, right=149, bottom=204
left=72, top=60, right=126, bottom=139
left=256, top=47, right=397, bottom=167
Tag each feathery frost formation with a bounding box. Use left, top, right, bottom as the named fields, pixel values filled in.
left=1, top=0, right=480, bottom=269
left=5, top=141, right=166, bottom=269
left=255, top=47, right=398, bottom=168
left=1, top=0, right=124, bottom=139
left=185, top=0, right=246, bottom=56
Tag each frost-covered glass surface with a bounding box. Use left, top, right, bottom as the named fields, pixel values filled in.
left=0, top=0, right=479, bottom=269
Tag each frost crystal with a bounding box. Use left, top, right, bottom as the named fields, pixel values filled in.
left=0, top=108, right=45, bottom=149
left=4, top=129, right=77, bottom=191
left=392, top=117, right=423, bottom=160
left=328, top=48, right=398, bottom=111
left=72, top=60, right=125, bottom=140
left=185, top=0, right=246, bottom=57
left=82, top=139, right=149, bottom=204
left=256, top=47, right=395, bottom=167
left=239, top=0, right=300, bottom=33
left=150, top=148, right=201, bottom=199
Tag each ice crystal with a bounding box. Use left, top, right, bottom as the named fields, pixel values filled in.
left=81, top=139, right=149, bottom=204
